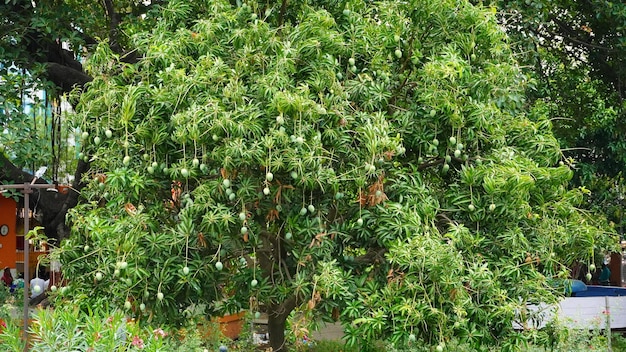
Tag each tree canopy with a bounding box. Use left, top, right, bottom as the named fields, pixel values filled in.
left=490, top=0, right=626, bottom=233
left=41, top=0, right=619, bottom=351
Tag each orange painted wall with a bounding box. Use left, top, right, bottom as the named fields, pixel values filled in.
left=0, top=196, right=16, bottom=269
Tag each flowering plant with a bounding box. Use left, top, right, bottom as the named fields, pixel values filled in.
left=0, top=306, right=170, bottom=351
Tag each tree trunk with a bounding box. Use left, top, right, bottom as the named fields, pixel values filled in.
left=267, top=296, right=297, bottom=352
left=256, top=228, right=299, bottom=350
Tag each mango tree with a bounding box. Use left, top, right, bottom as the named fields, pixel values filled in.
left=56, top=0, right=616, bottom=350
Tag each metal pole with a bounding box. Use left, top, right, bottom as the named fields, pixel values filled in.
left=23, top=183, right=30, bottom=351
left=606, top=295, right=612, bottom=352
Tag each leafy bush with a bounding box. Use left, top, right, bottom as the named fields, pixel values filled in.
left=0, top=305, right=232, bottom=352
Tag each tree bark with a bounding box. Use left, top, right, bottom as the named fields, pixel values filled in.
left=256, top=226, right=299, bottom=351
left=267, top=296, right=297, bottom=352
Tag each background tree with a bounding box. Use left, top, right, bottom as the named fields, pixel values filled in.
left=0, top=0, right=159, bottom=239
left=488, top=0, right=626, bottom=234
left=55, top=0, right=616, bottom=351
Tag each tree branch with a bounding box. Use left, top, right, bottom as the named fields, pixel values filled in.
left=416, top=156, right=463, bottom=171
left=353, top=247, right=387, bottom=265
left=102, top=0, right=123, bottom=54
left=550, top=16, right=616, bottom=53
left=278, top=0, right=288, bottom=28
left=45, top=62, right=92, bottom=93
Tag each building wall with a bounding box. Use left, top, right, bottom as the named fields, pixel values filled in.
left=0, top=196, right=17, bottom=269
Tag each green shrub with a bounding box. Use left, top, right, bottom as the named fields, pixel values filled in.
left=307, top=339, right=347, bottom=352
left=0, top=305, right=235, bottom=352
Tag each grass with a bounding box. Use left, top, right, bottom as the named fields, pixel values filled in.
left=306, top=340, right=347, bottom=352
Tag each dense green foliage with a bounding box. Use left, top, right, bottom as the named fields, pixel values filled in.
left=490, top=0, right=626, bottom=233
left=0, top=65, right=73, bottom=179
left=9, top=0, right=610, bottom=350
